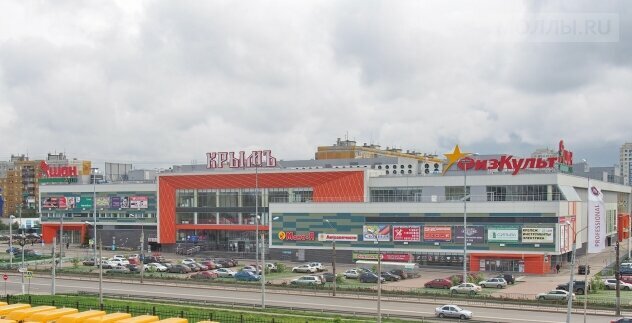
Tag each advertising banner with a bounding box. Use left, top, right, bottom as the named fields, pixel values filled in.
left=58, top=197, right=67, bottom=209
left=130, top=196, right=149, bottom=209
left=454, top=225, right=485, bottom=243
left=521, top=227, right=554, bottom=243
left=278, top=231, right=316, bottom=241
left=78, top=197, right=93, bottom=209
left=392, top=226, right=421, bottom=242
left=67, top=197, right=76, bottom=209
left=43, top=197, right=58, bottom=208
left=423, top=226, right=452, bottom=242
left=352, top=252, right=412, bottom=262
left=96, top=197, right=110, bottom=208
left=121, top=196, right=130, bottom=208
left=363, top=225, right=391, bottom=242
left=588, top=180, right=606, bottom=253
left=110, top=197, right=121, bottom=208
left=318, top=233, right=358, bottom=242
left=488, top=226, right=519, bottom=242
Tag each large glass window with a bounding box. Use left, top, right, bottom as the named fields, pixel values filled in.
left=291, top=190, right=313, bottom=202
left=197, top=212, right=216, bottom=224
left=269, top=190, right=289, bottom=203
left=197, top=190, right=216, bottom=207
left=219, top=212, right=240, bottom=225
left=176, top=190, right=195, bottom=207
left=446, top=186, right=470, bottom=201
left=242, top=191, right=261, bottom=207
left=218, top=192, right=238, bottom=207
left=176, top=212, right=194, bottom=224
left=243, top=213, right=257, bottom=225
left=486, top=185, right=549, bottom=201
left=370, top=187, right=423, bottom=202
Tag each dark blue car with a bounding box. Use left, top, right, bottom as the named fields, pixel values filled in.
left=235, top=271, right=261, bottom=281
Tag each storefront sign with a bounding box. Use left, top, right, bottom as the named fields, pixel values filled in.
left=488, top=227, right=519, bottom=242
left=352, top=252, right=412, bottom=262
left=588, top=181, right=605, bottom=253
left=278, top=231, right=316, bottom=241
left=521, top=227, right=554, bottom=243
left=423, top=226, right=452, bottom=242
left=39, top=161, right=78, bottom=178
left=457, top=156, right=558, bottom=175
left=318, top=233, right=358, bottom=242
left=78, top=197, right=93, bottom=209
left=130, top=196, right=149, bottom=209
left=110, top=197, right=121, bottom=208
left=363, top=225, right=391, bottom=242
left=207, top=150, right=278, bottom=169
left=43, top=197, right=58, bottom=208
left=455, top=225, right=485, bottom=243
left=558, top=140, right=573, bottom=165
left=96, top=197, right=110, bottom=208
left=393, top=226, right=421, bottom=242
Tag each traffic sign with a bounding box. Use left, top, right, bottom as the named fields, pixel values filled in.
left=25, top=271, right=32, bottom=279
left=2, top=274, right=7, bottom=281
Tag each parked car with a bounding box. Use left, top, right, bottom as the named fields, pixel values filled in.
left=242, top=265, right=262, bottom=275
left=537, top=290, right=575, bottom=301
left=292, top=264, right=317, bottom=273
left=291, top=276, right=322, bottom=286
left=213, top=258, right=232, bottom=268
left=185, top=263, right=200, bottom=272
left=359, top=272, right=385, bottom=283
left=109, top=258, right=129, bottom=266
left=5, top=247, right=21, bottom=255
left=308, top=262, right=325, bottom=272
left=450, top=283, right=482, bottom=295
left=235, top=271, right=260, bottom=281
left=99, top=260, right=116, bottom=269
left=344, top=269, right=361, bottom=279
left=125, top=264, right=146, bottom=272
left=201, top=260, right=218, bottom=270
left=168, top=264, right=192, bottom=274
left=321, top=272, right=337, bottom=283
left=182, top=258, right=197, bottom=265
left=604, top=279, right=632, bottom=290
left=24, top=249, right=41, bottom=256
left=189, top=263, right=207, bottom=271
left=611, top=318, right=632, bottom=323
left=191, top=271, right=219, bottom=280
left=213, top=268, right=237, bottom=278
left=380, top=272, right=401, bottom=282
left=425, top=278, right=453, bottom=289
left=435, top=305, right=473, bottom=320
left=146, top=263, right=168, bottom=272
left=82, top=259, right=96, bottom=266
left=496, top=273, right=515, bottom=285
left=266, top=263, right=278, bottom=272
left=479, top=278, right=507, bottom=289
left=108, top=266, right=131, bottom=274
left=621, top=267, right=632, bottom=275
left=389, top=269, right=407, bottom=279
left=556, top=281, right=590, bottom=295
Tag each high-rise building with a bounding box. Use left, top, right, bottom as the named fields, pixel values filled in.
left=620, top=143, right=632, bottom=186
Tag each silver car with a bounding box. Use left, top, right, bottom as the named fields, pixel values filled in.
left=536, top=290, right=575, bottom=301
left=435, top=305, right=473, bottom=320
left=479, top=277, right=507, bottom=289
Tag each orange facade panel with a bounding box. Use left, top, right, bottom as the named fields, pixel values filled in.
left=158, top=170, right=365, bottom=244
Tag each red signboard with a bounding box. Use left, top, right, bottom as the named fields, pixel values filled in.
left=3, top=274, right=8, bottom=281
left=278, top=231, right=315, bottom=241
left=392, top=226, right=421, bottom=242
left=423, top=226, right=452, bottom=242
left=457, top=156, right=558, bottom=175
left=207, top=150, right=278, bottom=169
left=39, top=161, right=78, bottom=178
left=558, top=140, right=573, bottom=165
left=353, top=253, right=412, bottom=262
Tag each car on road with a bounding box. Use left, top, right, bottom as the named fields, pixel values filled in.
left=604, top=279, right=632, bottom=290
left=611, top=318, right=632, bottom=323
left=168, top=264, right=192, bottom=274
left=479, top=278, right=507, bottom=289
left=308, top=262, right=325, bottom=272
left=291, top=276, right=322, bottom=286
left=536, top=290, right=575, bottom=301
left=425, top=278, right=453, bottom=289
left=213, top=268, right=237, bottom=278
left=556, top=280, right=590, bottom=295
left=344, top=269, right=361, bottom=279
left=191, top=271, right=219, bottom=280
left=146, top=263, right=168, bottom=272
left=359, top=272, right=385, bottom=283
left=292, top=264, right=317, bottom=273
left=235, top=271, right=260, bottom=281
left=435, top=305, right=473, bottom=320
left=380, top=271, right=401, bottom=282
left=450, top=283, right=482, bottom=295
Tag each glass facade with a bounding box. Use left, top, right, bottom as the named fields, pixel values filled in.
left=486, top=185, right=562, bottom=201
left=370, top=187, right=423, bottom=202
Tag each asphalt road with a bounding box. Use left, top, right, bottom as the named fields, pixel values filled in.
left=1, top=276, right=622, bottom=323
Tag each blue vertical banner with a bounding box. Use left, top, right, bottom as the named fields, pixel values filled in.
left=0, top=189, right=4, bottom=216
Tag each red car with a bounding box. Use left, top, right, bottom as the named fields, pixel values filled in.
left=201, top=260, right=217, bottom=270
left=191, top=271, right=219, bottom=280
left=425, top=278, right=453, bottom=289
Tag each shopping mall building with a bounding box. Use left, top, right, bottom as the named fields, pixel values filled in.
left=38, top=142, right=632, bottom=274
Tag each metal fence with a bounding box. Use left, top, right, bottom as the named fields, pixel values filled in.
left=5, top=294, right=279, bottom=323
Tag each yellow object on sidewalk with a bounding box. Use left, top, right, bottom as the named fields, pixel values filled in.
left=115, top=315, right=159, bottom=323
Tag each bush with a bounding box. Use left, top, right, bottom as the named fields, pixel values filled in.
left=590, top=273, right=605, bottom=293
left=275, top=262, right=286, bottom=273
left=335, top=273, right=345, bottom=284
left=451, top=275, right=461, bottom=286
left=71, top=258, right=80, bottom=268
left=468, top=272, right=485, bottom=284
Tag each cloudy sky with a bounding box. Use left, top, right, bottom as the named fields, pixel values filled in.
left=0, top=0, right=630, bottom=169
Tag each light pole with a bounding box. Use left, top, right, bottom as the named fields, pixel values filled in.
left=9, top=215, right=14, bottom=268
left=566, top=221, right=588, bottom=323
left=92, top=167, right=99, bottom=266
left=254, top=165, right=260, bottom=288
left=459, top=154, right=476, bottom=284
left=325, top=219, right=337, bottom=296
left=19, top=205, right=25, bottom=294
left=366, top=228, right=382, bottom=323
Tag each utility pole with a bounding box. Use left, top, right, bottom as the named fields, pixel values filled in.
left=59, top=215, right=64, bottom=268
left=140, top=222, right=144, bottom=284
left=332, top=239, right=337, bottom=296
left=51, top=236, right=56, bottom=295
left=616, top=240, right=621, bottom=316
left=261, top=232, right=266, bottom=309
left=99, top=239, right=103, bottom=305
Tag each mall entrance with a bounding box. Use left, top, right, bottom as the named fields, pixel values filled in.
left=480, top=259, right=524, bottom=273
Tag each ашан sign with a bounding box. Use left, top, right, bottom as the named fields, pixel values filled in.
left=39, top=161, right=78, bottom=178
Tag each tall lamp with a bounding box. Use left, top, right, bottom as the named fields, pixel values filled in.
left=566, top=221, right=588, bottom=323
left=91, top=167, right=99, bottom=266
left=324, top=219, right=337, bottom=296
left=366, top=228, right=382, bottom=323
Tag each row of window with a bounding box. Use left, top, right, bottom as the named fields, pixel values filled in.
left=176, top=212, right=264, bottom=225
left=175, top=188, right=313, bottom=208
left=369, top=185, right=563, bottom=203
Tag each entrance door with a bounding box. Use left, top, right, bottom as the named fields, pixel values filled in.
left=297, top=249, right=305, bottom=262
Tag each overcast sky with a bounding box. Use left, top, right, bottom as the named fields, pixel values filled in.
left=0, top=1, right=630, bottom=169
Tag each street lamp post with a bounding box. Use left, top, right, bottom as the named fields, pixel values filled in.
left=566, top=222, right=589, bottom=323
left=92, top=167, right=98, bottom=266
left=325, top=219, right=337, bottom=296
left=459, top=154, right=476, bottom=284
left=9, top=215, right=14, bottom=268
left=19, top=205, right=25, bottom=294
left=366, top=228, right=382, bottom=323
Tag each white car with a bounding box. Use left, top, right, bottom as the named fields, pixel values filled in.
left=182, top=258, right=197, bottom=265
left=536, top=290, right=575, bottom=301
left=479, top=278, right=507, bottom=289
left=435, top=305, right=473, bottom=320
left=242, top=265, right=262, bottom=274
left=146, top=263, right=167, bottom=272
left=292, top=264, right=317, bottom=273
left=109, top=258, right=129, bottom=266
left=604, top=279, right=632, bottom=290
left=213, top=268, right=237, bottom=278
left=450, top=283, right=482, bottom=295
left=308, top=262, right=325, bottom=272
left=111, top=255, right=127, bottom=260
left=344, top=269, right=361, bottom=279
left=266, top=263, right=278, bottom=272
